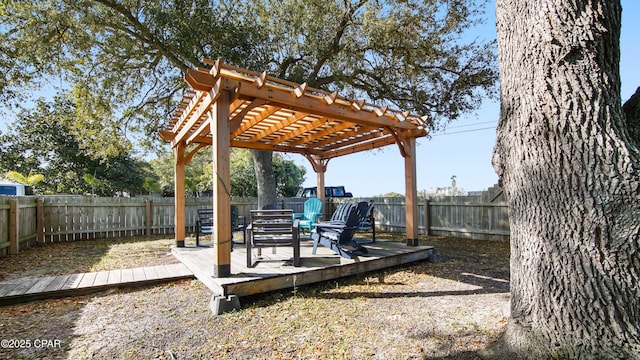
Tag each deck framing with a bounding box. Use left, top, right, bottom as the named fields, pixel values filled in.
left=172, top=238, right=434, bottom=298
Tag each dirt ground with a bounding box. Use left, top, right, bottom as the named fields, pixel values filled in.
left=0, top=235, right=510, bottom=359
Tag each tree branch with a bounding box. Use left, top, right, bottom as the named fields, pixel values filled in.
left=91, top=0, right=192, bottom=72
left=308, top=0, right=367, bottom=86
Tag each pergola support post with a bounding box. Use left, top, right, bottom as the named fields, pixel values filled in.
left=174, top=143, right=186, bottom=248
left=404, top=137, right=419, bottom=246
left=305, top=155, right=329, bottom=219
left=317, top=168, right=326, bottom=218
left=212, top=92, right=232, bottom=277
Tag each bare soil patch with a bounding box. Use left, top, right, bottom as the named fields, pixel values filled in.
left=0, top=235, right=510, bottom=359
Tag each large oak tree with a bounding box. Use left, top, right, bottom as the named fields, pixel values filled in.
left=491, top=0, right=639, bottom=357
left=1, top=0, right=496, bottom=205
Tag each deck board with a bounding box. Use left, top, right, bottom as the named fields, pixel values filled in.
left=142, top=265, right=159, bottom=280
left=120, top=268, right=134, bottom=283
left=6, top=278, right=41, bottom=297
left=24, top=276, right=57, bottom=294
left=107, top=269, right=122, bottom=285
left=93, top=271, right=109, bottom=287
left=78, top=272, right=98, bottom=288
left=0, top=282, right=19, bottom=297
left=43, top=275, right=71, bottom=292
left=153, top=264, right=171, bottom=278
left=132, top=267, right=146, bottom=281
left=0, top=239, right=432, bottom=307
left=172, top=239, right=434, bottom=298
left=63, top=274, right=85, bottom=289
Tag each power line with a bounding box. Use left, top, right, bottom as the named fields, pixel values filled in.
left=444, top=120, right=497, bottom=129
left=431, top=126, right=496, bottom=137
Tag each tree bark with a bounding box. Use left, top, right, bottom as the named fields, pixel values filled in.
left=623, top=86, right=640, bottom=145
left=490, top=0, right=640, bottom=358
left=251, top=149, right=277, bottom=209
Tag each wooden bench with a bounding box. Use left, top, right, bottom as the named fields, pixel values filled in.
left=246, top=209, right=300, bottom=268
left=195, top=206, right=246, bottom=247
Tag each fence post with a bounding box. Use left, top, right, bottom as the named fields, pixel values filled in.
left=423, top=198, right=430, bottom=235
left=9, top=199, right=19, bottom=254
left=36, top=198, right=44, bottom=244
left=146, top=199, right=153, bottom=236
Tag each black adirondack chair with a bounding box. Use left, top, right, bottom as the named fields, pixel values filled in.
left=323, top=201, right=374, bottom=239
left=311, top=201, right=369, bottom=259
left=327, top=202, right=357, bottom=223
left=356, top=201, right=376, bottom=243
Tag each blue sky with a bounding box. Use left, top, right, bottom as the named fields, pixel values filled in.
left=1, top=1, right=638, bottom=197
left=294, top=0, right=640, bottom=196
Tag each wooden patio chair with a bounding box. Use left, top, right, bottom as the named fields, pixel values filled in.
left=246, top=209, right=300, bottom=268
left=292, top=197, right=322, bottom=235
left=195, top=206, right=246, bottom=247
left=312, top=202, right=369, bottom=259
left=195, top=208, right=214, bottom=246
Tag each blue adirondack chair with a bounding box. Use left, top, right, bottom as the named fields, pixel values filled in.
left=293, top=197, right=322, bottom=235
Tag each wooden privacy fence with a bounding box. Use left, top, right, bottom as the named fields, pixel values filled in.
left=1, top=188, right=508, bottom=257
left=330, top=185, right=509, bottom=242
left=0, top=196, right=307, bottom=256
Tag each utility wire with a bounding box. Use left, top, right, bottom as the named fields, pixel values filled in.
left=432, top=125, right=496, bottom=137
left=443, top=120, right=497, bottom=129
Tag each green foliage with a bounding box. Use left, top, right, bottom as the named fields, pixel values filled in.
left=82, top=173, right=104, bottom=195
left=143, top=177, right=161, bottom=195
left=148, top=147, right=305, bottom=197
left=0, top=0, right=269, bottom=153
left=228, top=150, right=306, bottom=197
left=0, top=95, right=152, bottom=195
left=380, top=192, right=404, bottom=197
left=258, top=0, right=497, bottom=128
left=229, top=148, right=258, bottom=197
left=3, top=171, right=45, bottom=186
left=273, top=153, right=306, bottom=197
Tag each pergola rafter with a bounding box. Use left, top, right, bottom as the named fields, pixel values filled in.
left=159, top=59, right=428, bottom=277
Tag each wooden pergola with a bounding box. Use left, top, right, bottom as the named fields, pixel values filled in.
left=159, top=59, right=428, bottom=277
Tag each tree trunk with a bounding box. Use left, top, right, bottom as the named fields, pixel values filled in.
left=251, top=149, right=277, bottom=209
left=490, top=0, right=640, bottom=358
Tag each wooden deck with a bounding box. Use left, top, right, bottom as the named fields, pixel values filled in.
left=172, top=238, right=434, bottom=298
left=0, top=263, right=194, bottom=306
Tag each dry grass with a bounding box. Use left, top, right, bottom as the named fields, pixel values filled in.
left=0, top=236, right=179, bottom=281
left=0, top=234, right=510, bottom=359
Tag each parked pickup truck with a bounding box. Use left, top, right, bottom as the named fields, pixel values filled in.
left=296, top=186, right=353, bottom=199
left=0, top=182, right=33, bottom=196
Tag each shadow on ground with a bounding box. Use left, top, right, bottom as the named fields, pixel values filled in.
left=242, top=235, right=510, bottom=307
